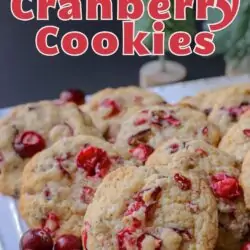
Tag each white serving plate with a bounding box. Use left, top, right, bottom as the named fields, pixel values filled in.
left=0, top=74, right=250, bottom=250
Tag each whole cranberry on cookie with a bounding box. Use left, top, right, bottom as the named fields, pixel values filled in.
left=82, top=166, right=218, bottom=250
left=19, top=135, right=130, bottom=239
left=0, top=101, right=101, bottom=197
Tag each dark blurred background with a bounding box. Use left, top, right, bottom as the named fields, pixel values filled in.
left=0, top=0, right=225, bottom=108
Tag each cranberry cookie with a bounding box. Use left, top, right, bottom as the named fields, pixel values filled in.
left=146, top=138, right=249, bottom=250
left=208, top=84, right=250, bottom=135
left=219, top=111, right=250, bottom=163
left=19, top=135, right=128, bottom=239
left=240, top=150, right=250, bottom=210
left=82, top=166, right=218, bottom=250
left=0, top=101, right=101, bottom=197
left=115, top=105, right=220, bottom=163
left=81, top=86, right=165, bottom=142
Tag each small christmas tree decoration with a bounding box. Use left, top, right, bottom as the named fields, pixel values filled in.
left=136, top=0, right=196, bottom=87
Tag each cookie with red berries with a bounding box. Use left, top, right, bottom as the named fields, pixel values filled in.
left=146, top=138, right=250, bottom=250
left=82, top=166, right=218, bottom=250
left=208, top=84, right=250, bottom=135
left=81, top=86, right=165, bottom=142
left=19, top=135, right=130, bottom=239
left=0, top=101, right=101, bottom=197
left=240, top=150, right=250, bottom=210
left=219, top=111, right=250, bottom=163
left=115, top=105, right=220, bottom=164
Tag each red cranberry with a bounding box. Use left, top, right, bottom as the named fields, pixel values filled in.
left=59, top=89, right=85, bottom=105
left=134, top=117, right=148, bottom=126
left=117, top=228, right=136, bottom=250
left=195, top=148, right=208, bottom=157
left=242, top=242, right=250, bottom=250
left=164, top=115, right=181, bottom=127
left=81, top=186, right=95, bottom=204
left=54, top=235, right=82, bottom=250
left=129, top=144, right=154, bottom=163
left=169, top=143, right=179, bottom=153
left=137, top=233, right=162, bottom=250
left=76, top=146, right=111, bottom=178
left=20, top=229, right=53, bottom=250
left=42, top=212, right=60, bottom=235
left=210, top=173, right=242, bottom=200
left=82, top=222, right=90, bottom=250
left=13, top=131, right=46, bottom=158
left=243, top=129, right=250, bottom=137
left=100, top=99, right=121, bottom=119
left=124, top=201, right=145, bottom=216
left=174, top=173, right=192, bottom=191
left=202, top=126, right=208, bottom=136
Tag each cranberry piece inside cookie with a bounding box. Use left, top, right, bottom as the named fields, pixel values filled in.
left=174, top=173, right=192, bottom=191
left=210, top=173, right=242, bottom=200
left=54, top=235, right=82, bottom=250
left=129, top=144, right=154, bottom=163
left=59, top=89, right=85, bottom=105
left=13, top=131, right=46, bottom=158
left=100, top=98, right=121, bottom=119
left=20, top=229, right=53, bottom=250
left=76, top=146, right=111, bottom=178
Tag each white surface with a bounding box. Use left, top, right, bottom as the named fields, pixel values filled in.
left=0, top=74, right=250, bottom=250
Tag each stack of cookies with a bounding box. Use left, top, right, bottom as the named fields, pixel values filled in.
left=2, top=85, right=250, bottom=250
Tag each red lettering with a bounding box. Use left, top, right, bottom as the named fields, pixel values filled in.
left=11, top=0, right=34, bottom=21
left=117, top=0, right=144, bottom=20
left=194, top=32, right=215, bottom=56
left=86, top=0, right=112, bottom=20
left=92, top=32, right=119, bottom=56
left=148, top=0, right=171, bottom=20
left=58, top=0, right=82, bottom=20
left=196, top=0, right=215, bottom=20
left=122, top=21, right=151, bottom=56
left=208, top=0, right=240, bottom=32
left=174, top=0, right=194, bottom=20
left=37, top=0, right=57, bottom=20
left=35, top=26, right=59, bottom=56
left=169, top=32, right=192, bottom=56
left=61, top=31, right=89, bottom=56
left=152, top=21, right=165, bottom=55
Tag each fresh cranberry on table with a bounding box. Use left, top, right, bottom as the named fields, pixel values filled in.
left=242, top=242, right=250, bottom=250
left=59, top=89, right=85, bottom=105
left=13, top=131, right=46, bottom=158
left=54, top=235, right=82, bottom=250
left=19, top=229, right=53, bottom=250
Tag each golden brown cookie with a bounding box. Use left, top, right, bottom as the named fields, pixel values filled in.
left=19, top=135, right=130, bottom=239
left=83, top=166, right=218, bottom=250
left=0, top=101, right=101, bottom=197
left=146, top=138, right=249, bottom=250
